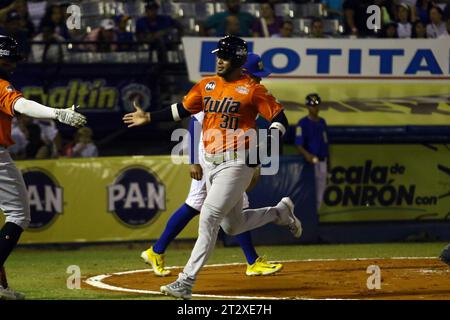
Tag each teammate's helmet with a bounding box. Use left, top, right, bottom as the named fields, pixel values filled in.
left=211, top=35, right=248, bottom=68
left=305, top=93, right=321, bottom=107
left=0, top=35, right=22, bottom=61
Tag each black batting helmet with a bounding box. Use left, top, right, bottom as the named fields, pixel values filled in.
left=305, top=93, right=321, bottom=107
left=0, top=35, right=22, bottom=61
left=211, top=35, right=248, bottom=68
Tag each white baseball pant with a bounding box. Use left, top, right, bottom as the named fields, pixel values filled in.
left=185, top=122, right=249, bottom=211
left=178, top=156, right=291, bottom=287
left=314, top=160, right=328, bottom=211
left=0, top=147, right=31, bottom=230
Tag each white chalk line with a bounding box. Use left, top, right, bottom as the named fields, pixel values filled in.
left=84, top=256, right=441, bottom=300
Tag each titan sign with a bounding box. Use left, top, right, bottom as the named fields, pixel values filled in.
left=22, top=169, right=63, bottom=229
left=108, top=166, right=166, bottom=227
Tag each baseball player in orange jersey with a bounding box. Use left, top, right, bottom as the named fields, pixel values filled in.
left=123, top=35, right=302, bottom=299
left=140, top=53, right=283, bottom=277
left=0, top=36, right=86, bottom=300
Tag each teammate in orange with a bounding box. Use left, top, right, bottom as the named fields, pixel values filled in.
left=0, top=36, right=86, bottom=299
left=123, top=35, right=302, bottom=299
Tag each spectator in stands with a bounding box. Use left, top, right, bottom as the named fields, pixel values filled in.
left=31, top=23, right=67, bottom=62
left=309, top=18, right=328, bottom=38
left=83, top=19, right=118, bottom=53
left=412, top=20, right=428, bottom=37
left=15, top=0, right=36, bottom=39
left=8, top=118, right=28, bottom=160
left=276, top=20, right=295, bottom=37
left=343, top=0, right=376, bottom=37
left=223, top=15, right=242, bottom=36
left=398, top=0, right=417, bottom=22
left=380, top=21, right=399, bottom=37
left=135, top=1, right=182, bottom=63
left=426, top=6, right=448, bottom=38
left=321, top=0, right=344, bottom=20
left=39, top=4, right=70, bottom=40
left=202, top=0, right=255, bottom=37
left=24, top=123, right=51, bottom=160
left=416, top=0, right=435, bottom=24
left=26, top=0, right=47, bottom=30
left=397, top=3, right=413, bottom=38
left=438, top=17, right=450, bottom=38
left=114, top=14, right=135, bottom=51
left=375, top=0, right=397, bottom=25
left=69, top=127, right=98, bottom=158
left=17, top=114, right=62, bottom=159
left=252, top=3, right=283, bottom=37
left=444, top=1, right=450, bottom=20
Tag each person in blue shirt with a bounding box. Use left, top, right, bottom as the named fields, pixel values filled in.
left=202, top=0, right=255, bottom=37
left=114, top=15, right=135, bottom=51
left=135, top=1, right=182, bottom=63
left=321, top=0, right=344, bottom=21
left=295, top=93, right=331, bottom=211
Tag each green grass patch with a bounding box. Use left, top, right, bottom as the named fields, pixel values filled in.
left=4, top=241, right=447, bottom=300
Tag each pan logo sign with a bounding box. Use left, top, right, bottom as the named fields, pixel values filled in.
left=23, top=169, right=63, bottom=229
left=323, top=161, right=438, bottom=207
left=108, top=167, right=166, bottom=227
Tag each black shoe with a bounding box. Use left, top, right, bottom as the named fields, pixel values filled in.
left=439, top=243, right=450, bottom=266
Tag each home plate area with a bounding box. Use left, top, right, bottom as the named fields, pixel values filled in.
left=84, top=258, right=450, bottom=299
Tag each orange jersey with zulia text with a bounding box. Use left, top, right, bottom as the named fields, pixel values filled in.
left=0, top=79, right=22, bottom=147
left=182, top=74, right=283, bottom=154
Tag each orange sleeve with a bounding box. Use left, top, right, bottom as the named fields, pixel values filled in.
left=182, top=81, right=204, bottom=114
left=252, top=85, right=283, bottom=122
left=0, top=80, right=22, bottom=117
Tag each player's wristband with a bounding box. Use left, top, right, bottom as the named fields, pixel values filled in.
left=270, top=111, right=288, bottom=136
left=151, top=103, right=191, bottom=122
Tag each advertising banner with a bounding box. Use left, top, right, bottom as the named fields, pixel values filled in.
left=320, top=144, right=450, bottom=222
left=10, top=64, right=161, bottom=137
left=0, top=156, right=195, bottom=244
left=183, top=37, right=450, bottom=81
left=182, top=38, right=450, bottom=126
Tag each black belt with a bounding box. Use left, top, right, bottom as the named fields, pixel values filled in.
left=318, top=156, right=327, bottom=161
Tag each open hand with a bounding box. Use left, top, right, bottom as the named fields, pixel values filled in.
left=122, top=100, right=150, bottom=128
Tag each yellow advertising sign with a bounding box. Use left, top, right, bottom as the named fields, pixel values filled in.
left=320, top=144, right=450, bottom=222
left=0, top=156, right=196, bottom=244
left=264, top=82, right=450, bottom=126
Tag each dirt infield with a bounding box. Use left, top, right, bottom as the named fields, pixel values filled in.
left=85, top=258, right=450, bottom=299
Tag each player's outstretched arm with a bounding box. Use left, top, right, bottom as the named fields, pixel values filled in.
left=123, top=100, right=192, bottom=128
left=122, top=100, right=151, bottom=127
left=13, top=97, right=86, bottom=127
